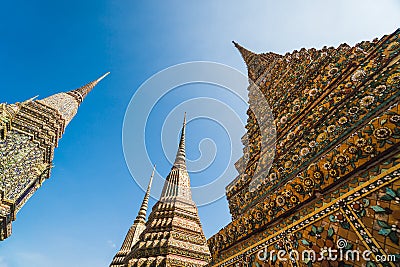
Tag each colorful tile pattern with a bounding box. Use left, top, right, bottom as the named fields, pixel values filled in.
left=208, top=30, right=400, bottom=267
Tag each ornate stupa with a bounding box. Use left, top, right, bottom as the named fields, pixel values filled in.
left=0, top=72, right=109, bottom=240
left=112, top=114, right=211, bottom=267
left=208, top=29, right=400, bottom=266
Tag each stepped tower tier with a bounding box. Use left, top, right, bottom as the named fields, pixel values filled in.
left=110, top=166, right=156, bottom=267
left=122, top=114, right=211, bottom=267
left=0, top=72, right=109, bottom=240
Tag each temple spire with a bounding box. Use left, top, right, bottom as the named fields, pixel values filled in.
left=134, top=165, right=155, bottom=223
left=109, top=167, right=156, bottom=267
left=120, top=114, right=210, bottom=266
left=67, top=72, right=110, bottom=104
left=232, top=41, right=281, bottom=82
left=0, top=72, right=109, bottom=240
left=38, top=72, right=109, bottom=127
left=173, top=112, right=187, bottom=169
left=160, top=113, right=192, bottom=200
left=232, top=41, right=257, bottom=67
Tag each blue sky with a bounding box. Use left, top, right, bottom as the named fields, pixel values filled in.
left=0, top=1, right=399, bottom=266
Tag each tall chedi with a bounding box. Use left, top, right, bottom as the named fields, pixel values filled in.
left=119, top=114, right=211, bottom=267
left=110, top=166, right=155, bottom=267
left=208, top=29, right=400, bottom=266
left=0, top=72, right=109, bottom=240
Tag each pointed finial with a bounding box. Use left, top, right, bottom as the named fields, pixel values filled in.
left=135, top=165, right=156, bottom=223
left=232, top=41, right=281, bottom=81
left=173, top=113, right=187, bottom=169
left=67, top=72, right=110, bottom=104
left=232, top=41, right=257, bottom=67
left=96, top=72, right=110, bottom=83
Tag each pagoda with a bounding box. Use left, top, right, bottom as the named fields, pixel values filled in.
left=208, top=29, right=400, bottom=266
left=0, top=72, right=109, bottom=240
left=110, top=166, right=155, bottom=267
left=113, top=114, right=211, bottom=267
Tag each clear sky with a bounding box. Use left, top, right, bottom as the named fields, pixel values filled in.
left=0, top=1, right=399, bottom=266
